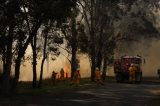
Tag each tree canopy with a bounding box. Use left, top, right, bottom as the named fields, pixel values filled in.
left=0, top=0, right=160, bottom=94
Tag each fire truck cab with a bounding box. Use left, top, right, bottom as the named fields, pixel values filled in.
left=114, top=55, right=142, bottom=83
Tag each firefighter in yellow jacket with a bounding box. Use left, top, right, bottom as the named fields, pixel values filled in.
left=73, top=67, right=81, bottom=86
left=60, top=68, right=65, bottom=80
left=95, top=67, right=104, bottom=85
left=129, top=64, right=137, bottom=83
left=51, top=71, right=57, bottom=85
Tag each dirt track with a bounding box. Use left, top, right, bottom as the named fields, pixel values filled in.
left=24, top=78, right=160, bottom=106
left=1, top=78, right=160, bottom=106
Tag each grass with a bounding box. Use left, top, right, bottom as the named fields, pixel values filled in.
left=15, top=78, right=94, bottom=95
left=15, top=76, right=117, bottom=97
left=0, top=78, right=95, bottom=105
left=8, top=76, right=157, bottom=96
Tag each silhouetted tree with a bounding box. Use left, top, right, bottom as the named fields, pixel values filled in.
left=60, top=5, right=84, bottom=80
left=78, top=0, right=160, bottom=81
left=38, top=21, right=63, bottom=88
left=77, top=0, right=121, bottom=81
left=11, top=0, right=75, bottom=92
left=0, top=0, right=20, bottom=94
left=31, top=30, right=38, bottom=88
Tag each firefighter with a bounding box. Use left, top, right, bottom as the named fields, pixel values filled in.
left=95, top=67, right=104, bottom=85
left=66, top=72, right=69, bottom=79
left=73, top=67, right=81, bottom=86
left=128, top=64, right=137, bottom=83
left=51, top=71, right=57, bottom=85
left=60, top=68, right=65, bottom=80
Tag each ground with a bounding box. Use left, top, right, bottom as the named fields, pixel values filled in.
left=0, top=78, right=160, bottom=106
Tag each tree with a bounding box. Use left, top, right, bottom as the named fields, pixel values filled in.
left=61, top=5, right=86, bottom=80
left=38, top=23, right=50, bottom=88
left=77, top=0, right=122, bottom=81
left=0, top=0, right=20, bottom=94
left=71, top=14, right=79, bottom=80
left=77, top=0, right=160, bottom=81
left=116, top=0, right=160, bottom=40
left=38, top=21, right=63, bottom=88
left=11, top=0, right=75, bottom=92
left=31, top=29, right=38, bottom=88
left=77, top=0, right=97, bottom=81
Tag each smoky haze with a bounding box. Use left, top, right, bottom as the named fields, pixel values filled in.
left=11, top=45, right=91, bottom=81
left=1, top=38, right=160, bottom=81
left=18, top=54, right=91, bottom=81
left=115, top=38, right=160, bottom=77
left=18, top=3, right=160, bottom=81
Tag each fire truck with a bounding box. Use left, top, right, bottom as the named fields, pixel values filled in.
left=114, top=55, right=143, bottom=83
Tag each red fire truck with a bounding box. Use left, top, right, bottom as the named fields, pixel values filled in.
left=114, top=55, right=143, bottom=83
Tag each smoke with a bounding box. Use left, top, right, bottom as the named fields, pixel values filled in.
left=115, top=38, right=160, bottom=77
left=19, top=55, right=67, bottom=81
left=78, top=54, right=91, bottom=78
left=1, top=38, right=160, bottom=81
left=18, top=54, right=91, bottom=81
left=15, top=45, right=67, bottom=81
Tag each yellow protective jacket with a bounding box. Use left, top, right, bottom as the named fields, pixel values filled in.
left=129, top=66, right=137, bottom=74
left=95, top=70, right=101, bottom=80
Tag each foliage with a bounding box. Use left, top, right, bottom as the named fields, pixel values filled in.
left=0, top=0, right=160, bottom=92
left=0, top=0, right=76, bottom=93
left=116, top=0, right=160, bottom=41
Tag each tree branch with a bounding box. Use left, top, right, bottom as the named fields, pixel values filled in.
left=77, top=0, right=91, bottom=33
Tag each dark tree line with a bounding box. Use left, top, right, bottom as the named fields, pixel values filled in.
left=77, top=0, right=160, bottom=81
left=0, top=0, right=76, bottom=94
left=0, top=0, right=159, bottom=94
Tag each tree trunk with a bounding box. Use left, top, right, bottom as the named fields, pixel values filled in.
left=91, top=53, right=96, bottom=81
left=38, top=27, right=48, bottom=88
left=2, top=23, right=14, bottom=94
left=90, top=27, right=96, bottom=81
left=102, top=57, right=107, bottom=81
left=31, top=35, right=37, bottom=88
left=2, top=47, right=6, bottom=79
left=71, top=43, right=77, bottom=80
left=38, top=58, right=45, bottom=88
left=96, top=48, right=102, bottom=69
left=11, top=21, right=42, bottom=92
left=90, top=0, right=96, bottom=82
left=70, top=16, right=77, bottom=80
left=11, top=56, right=21, bottom=92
